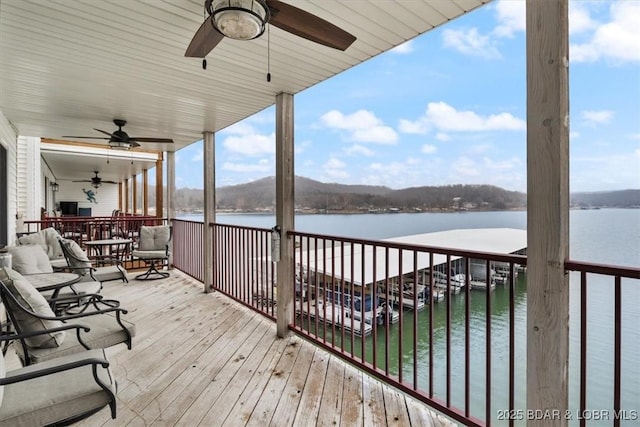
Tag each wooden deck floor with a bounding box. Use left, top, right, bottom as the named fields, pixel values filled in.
left=73, top=270, right=454, bottom=427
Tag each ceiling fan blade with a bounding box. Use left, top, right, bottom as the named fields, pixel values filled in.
left=185, top=16, right=225, bottom=58
left=62, top=136, right=110, bottom=140
left=93, top=128, right=116, bottom=138
left=129, top=137, right=174, bottom=143
left=72, top=180, right=92, bottom=183
left=102, top=181, right=118, bottom=184
left=267, top=0, right=356, bottom=51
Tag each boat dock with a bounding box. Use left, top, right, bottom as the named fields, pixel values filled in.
left=297, top=300, right=373, bottom=337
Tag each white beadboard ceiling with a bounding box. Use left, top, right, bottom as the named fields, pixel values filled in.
left=1, top=0, right=489, bottom=182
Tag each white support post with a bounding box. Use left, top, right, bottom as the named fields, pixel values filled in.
left=203, top=132, right=216, bottom=293
left=526, top=1, right=570, bottom=425
left=275, top=92, right=295, bottom=338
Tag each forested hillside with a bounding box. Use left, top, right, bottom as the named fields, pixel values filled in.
left=172, top=176, right=527, bottom=212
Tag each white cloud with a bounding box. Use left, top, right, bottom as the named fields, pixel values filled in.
left=391, top=40, right=414, bottom=54
left=581, top=110, right=614, bottom=126
left=322, top=157, right=349, bottom=180
left=191, top=148, right=203, bottom=162
left=422, top=144, right=437, bottom=154
left=482, top=156, right=521, bottom=171
left=345, top=144, right=375, bottom=156
left=571, top=2, right=640, bottom=63
left=221, top=121, right=255, bottom=136
left=492, top=0, right=598, bottom=37
left=319, top=110, right=398, bottom=144
left=436, top=132, right=451, bottom=142
left=369, top=162, right=405, bottom=178
left=492, top=0, right=525, bottom=38
left=400, top=101, right=526, bottom=134
left=295, top=139, right=311, bottom=155
left=569, top=2, right=598, bottom=35
left=398, top=118, right=428, bottom=134
left=631, top=134, right=640, bottom=140
left=452, top=157, right=481, bottom=177
left=570, top=131, right=581, bottom=140
left=442, top=28, right=501, bottom=59
left=222, top=133, right=275, bottom=156
left=222, top=159, right=271, bottom=173
left=324, top=158, right=346, bottom=170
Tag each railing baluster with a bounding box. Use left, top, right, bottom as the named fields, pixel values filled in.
left=508, top=262, right=515, bottom=427
left=465, top=257, right=471, bottom=418
left=580, top=271, right=587, bottom=427
left=614, top=275, right=622, bottom=427
left=485, top=260, right=492, bottom=427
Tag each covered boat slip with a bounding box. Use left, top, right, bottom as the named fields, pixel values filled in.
left=70, top=270, right=452, bottom=427
left=297, top=228, right=528, bottom=288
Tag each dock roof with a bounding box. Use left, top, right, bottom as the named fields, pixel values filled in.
left=300, top=228, right=527, bottom=286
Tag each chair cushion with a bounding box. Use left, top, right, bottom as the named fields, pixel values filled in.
left=0, top=349, right=116, bottom=426
left=6, top=245, right=53, bottom=275
left=38, top=281, right=102, bottom=300
left=132, top=250, right=168, bottom=260
left=13, top=314, right=136, bottom=364
left=138, top=226, right=170, bottom=251
left=60, top=239, right=92, bottom=273
left=92, top=265, right=127, bottom=283
left=17, top=228, right=65, bottom=261
left=1, top=268, right=65, bottom=348
left=49, top=258, right=69, bottom=270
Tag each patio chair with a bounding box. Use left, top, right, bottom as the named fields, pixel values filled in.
left=0, top=338, right=118, bottom=425
left=6, top=244, right=102, bottom=306
left=0, top=267, right=135, bottom=366
left=16, top=227, right=68, bottom=270
left=132, top=225, right=172, bottom=280
left=58, top=238, right=128, bottom=285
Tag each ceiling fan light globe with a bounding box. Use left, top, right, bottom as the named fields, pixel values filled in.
left=209, top=0, right=268, bottom=40
left=109, top=141, right=131, bottom=150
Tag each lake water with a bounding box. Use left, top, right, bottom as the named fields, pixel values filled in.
left=180, top=208, right=639, bottom=425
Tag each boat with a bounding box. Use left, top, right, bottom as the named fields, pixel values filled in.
left=297, top=300, right=372, bottom=337
left=325, top=290, right=400, bottom=325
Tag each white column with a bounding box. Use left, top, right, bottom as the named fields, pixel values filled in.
left=526, top=1, right=570, bottom=425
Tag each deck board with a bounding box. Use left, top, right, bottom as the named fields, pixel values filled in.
left=70, top=270, right=455, bottom=427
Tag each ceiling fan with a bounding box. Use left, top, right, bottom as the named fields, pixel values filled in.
left=73, top=171, right=117, bottom=189
left=63, top=119, right=174, bottom=150
left=185, top=0, right=356, bottom=58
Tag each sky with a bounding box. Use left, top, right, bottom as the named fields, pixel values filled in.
left=173, top=0, right=640, bottom=193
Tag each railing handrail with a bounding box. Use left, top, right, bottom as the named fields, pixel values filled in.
left=289, top=229, right=529, bottom=265
left=565, top=260, right=640, bottom=279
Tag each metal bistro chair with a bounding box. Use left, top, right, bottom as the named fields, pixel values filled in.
left=0, top=267, right=134, bottom=366
left=58, top=238, right=128, bottom=285
left=132, top=225, right=172, bottom=280
left=0, top=340, right=118, bottom=425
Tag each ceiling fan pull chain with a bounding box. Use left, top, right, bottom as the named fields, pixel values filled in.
left=267, top=25, right=271, bottom=82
